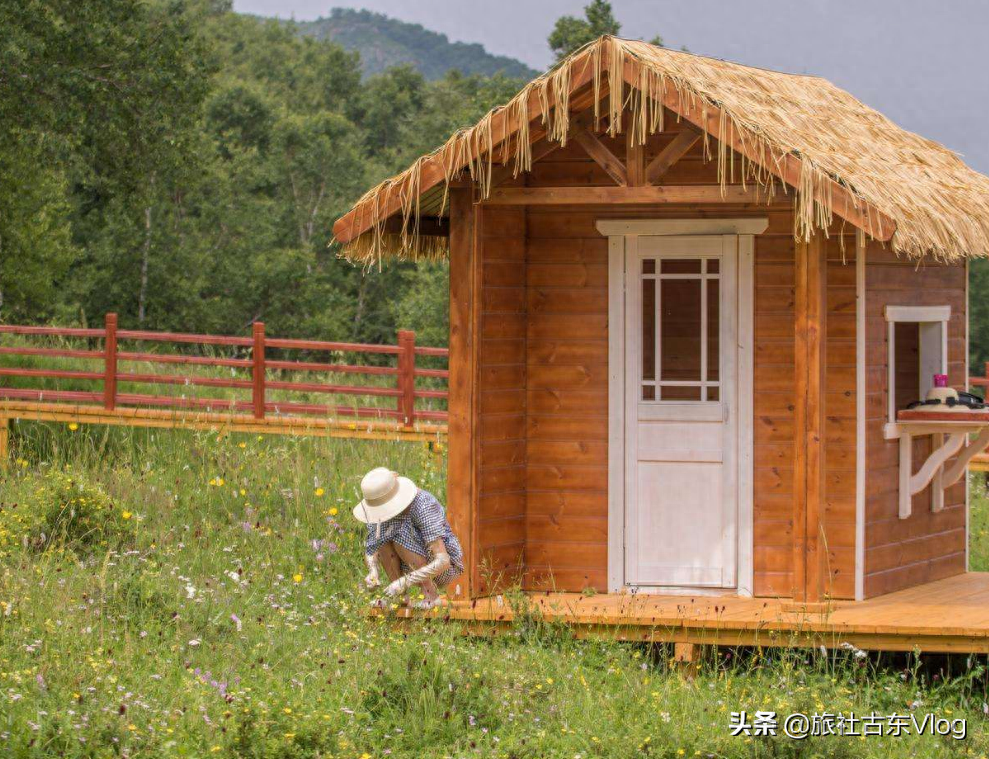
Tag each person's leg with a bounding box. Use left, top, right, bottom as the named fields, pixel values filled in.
left=376, top=542, right=403, bottom=583
left=368, top=543, right=407, bottom=608
left=391, top=543, right=440, bottom=603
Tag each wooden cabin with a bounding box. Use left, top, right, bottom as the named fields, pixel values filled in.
left=334, top=37, right=989, bottom=650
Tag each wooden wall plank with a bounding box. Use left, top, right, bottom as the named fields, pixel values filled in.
left=524, top=201, right=610, bottom=592
left=752, top=229, right=796, bottom=596
left=446, top=189, right=479, bottom=600
left=474, top=207, right=528, bottom=595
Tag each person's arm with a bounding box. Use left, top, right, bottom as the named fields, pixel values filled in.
left=383, top=538, right=450, bottom=596
left=364, top=552, right=383, bottom=589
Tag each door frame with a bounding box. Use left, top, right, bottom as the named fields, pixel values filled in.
left=598, top=218, right=767, bottom=596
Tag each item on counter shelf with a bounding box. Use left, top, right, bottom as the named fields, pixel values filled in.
left=905, top=374, right=986, bottom=412
left=926, top=373, right=958, bottom=404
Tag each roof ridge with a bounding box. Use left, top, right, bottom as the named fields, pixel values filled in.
left=611, top=34, right=828, bottom=81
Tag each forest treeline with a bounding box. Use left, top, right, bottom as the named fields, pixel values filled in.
left=0, top=0, right=522, bottom=347
left=296, top=8, right=538, bottom=80
left=2, top=0, right=988, bottom=368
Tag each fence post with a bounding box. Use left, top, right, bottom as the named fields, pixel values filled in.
left=252, top=322, right=266, bottom=419
left=397, top=330, right=416, bottom=427
left=0, top=417, right=9, bottom=466
left=103, top=313, right=118, bottom=410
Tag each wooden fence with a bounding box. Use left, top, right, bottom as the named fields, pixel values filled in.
left=969, top=364, right=989, bottom=473
left=0, top=314, right=448, bottom=457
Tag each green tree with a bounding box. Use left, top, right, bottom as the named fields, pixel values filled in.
left=0, top=1, right=523, bottom=346
left=0, top=140, right=74, bottom=322
left=547, top=0, right=621, bottom=60
left=546, top=3, right=681, bottom=60
left=970, top=259, right=989, bottom=377
left=392, top=262, right=450, bottom=350
left=0, top=0, right=213, bottom=324
left=272, top=111, right=365, bottom=249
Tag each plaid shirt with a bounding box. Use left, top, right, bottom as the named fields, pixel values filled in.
left=364, top=489, right=464, bottom=587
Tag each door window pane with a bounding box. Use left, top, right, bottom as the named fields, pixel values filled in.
left=707, top=278, right=720, bottom=382
left=642, top=278, right=655, bottom=381
left=661, top=259, right=702, bottom=274
left=642, top=258, right=656, bottom=274
left=660, top=278, right=701, bottom=381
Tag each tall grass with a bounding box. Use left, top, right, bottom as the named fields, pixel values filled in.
left=0, top=422, right=986, bottom=757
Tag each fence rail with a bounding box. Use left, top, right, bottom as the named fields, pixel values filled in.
left=0, top=314, right=449, bottom=435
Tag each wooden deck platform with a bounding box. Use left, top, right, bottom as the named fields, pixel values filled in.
left=389, top=573, right=989, bottom=653
left=0, top=400, right=446, bottom=462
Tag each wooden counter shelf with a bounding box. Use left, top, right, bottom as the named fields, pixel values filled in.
left=892, top=408, right=989, bottom=519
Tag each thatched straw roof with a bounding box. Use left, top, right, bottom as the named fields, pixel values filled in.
left=333, top=36, right=989, bottom=264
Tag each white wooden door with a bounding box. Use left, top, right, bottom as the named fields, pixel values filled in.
left=624, top=235, right=738, bottom=588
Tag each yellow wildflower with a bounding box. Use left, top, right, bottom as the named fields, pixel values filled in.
left=121, top=511, right=132, bottom=520
left=68, top=423, right=79, bottom=431
left=315, top=488, right=325, bottom=497
left=292, top=574, right=303, bottom=583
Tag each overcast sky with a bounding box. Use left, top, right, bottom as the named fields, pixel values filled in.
left=233, top=0, right=989, bottom=174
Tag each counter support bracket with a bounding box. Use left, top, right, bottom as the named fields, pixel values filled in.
left=898, top=420, right=989, bottom=519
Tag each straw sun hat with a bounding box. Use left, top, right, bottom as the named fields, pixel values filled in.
left=352, top=467, right=418, bottom=524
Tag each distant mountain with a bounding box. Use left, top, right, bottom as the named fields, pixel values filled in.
left=295, top=8, right=538, bottom=80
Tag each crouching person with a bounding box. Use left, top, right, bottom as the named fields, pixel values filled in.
left=353, top=467, right=463, bottom=609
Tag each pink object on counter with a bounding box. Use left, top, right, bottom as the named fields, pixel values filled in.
left=933, top=374, right=949, bottom=388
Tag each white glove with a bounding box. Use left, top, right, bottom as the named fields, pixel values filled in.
left=410, top=597, right=444, bottom=610
left=363, top=553, right=382, bottom=589
left=383, top=552, right=451, bottom=596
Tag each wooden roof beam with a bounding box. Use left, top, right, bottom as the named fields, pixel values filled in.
left=483, top=185, right=763, bottom=205
left=646, top=124, right=701, bottom=184
left=626, top=130, right=646, bottom=186
left=573, top=128, right=628, bottom=186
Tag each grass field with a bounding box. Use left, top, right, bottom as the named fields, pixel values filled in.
left=1, top=422, right=988, bottom=757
